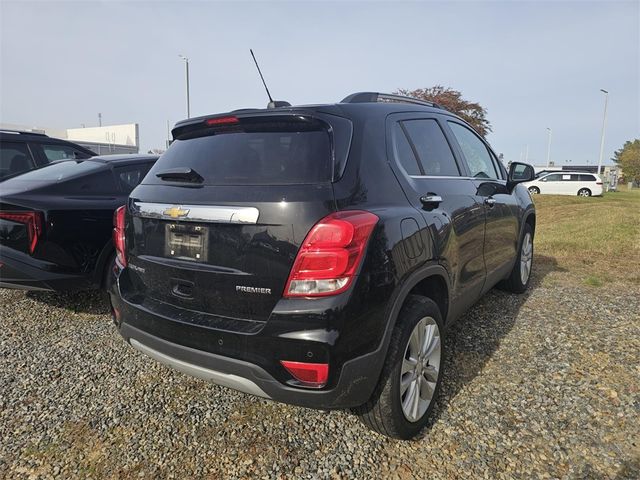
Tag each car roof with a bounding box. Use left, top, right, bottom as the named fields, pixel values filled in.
left=173, top=99, right=461, bottom=132
left=540, top=171, right=596, bottom=175
left=86, top=154, right=159, bottom=165
left=0, top=130, right=96, bottom=154
left=1, top=130, right=52, bottom=141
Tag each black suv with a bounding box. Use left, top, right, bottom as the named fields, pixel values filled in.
left=0, top=130, right=96, bottom=181
left=109, top=92, right=536, bottom=439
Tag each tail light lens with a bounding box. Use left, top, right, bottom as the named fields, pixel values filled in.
left=0, top=211, right=43, bottom=254
left=113, top=205, right=127, bottom=267
left=596, top=181, right=603, bottom=185
left=284, top=210, right=378, bottom=297
left=280, top=360, right=329, bottom=388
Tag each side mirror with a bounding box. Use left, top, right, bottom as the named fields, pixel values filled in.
left=507, top=162, right=535, bottom=191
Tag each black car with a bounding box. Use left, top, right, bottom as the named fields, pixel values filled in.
left=109, top=92, right=536, bottom=439
left=0, top=154, right=158, bottom=291
left=0, top=130, right=97, bottom=181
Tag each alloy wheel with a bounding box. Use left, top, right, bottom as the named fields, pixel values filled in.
left=400, top=317, right=441, bottom=422
left=520, top=232, right=533, bottom=284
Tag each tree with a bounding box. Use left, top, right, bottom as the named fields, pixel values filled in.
left=612, top=139, right=640, bottom=183
left=395, top=86, right=492, bottom=137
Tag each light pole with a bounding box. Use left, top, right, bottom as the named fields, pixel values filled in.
left=179, top=55, right=190, bottom=118
left=546, top=128, right=552, bottom=168
left=597, top=89, right=609, bottom=176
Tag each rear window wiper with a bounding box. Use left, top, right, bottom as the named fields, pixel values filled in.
left=155, top=167, right=204, bottom=183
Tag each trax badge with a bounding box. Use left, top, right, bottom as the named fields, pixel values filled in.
left=236, top=285, right=272, bottom=295
left=163, top=206, right=190, bottom=218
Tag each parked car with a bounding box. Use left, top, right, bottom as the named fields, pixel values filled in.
left=0, top=130, right=96, bottom=181
left=0, top=154, right=157, bottom=291
left=108, top=92, right=536, bottom=439
left=525, top=171, right=603, bottom=196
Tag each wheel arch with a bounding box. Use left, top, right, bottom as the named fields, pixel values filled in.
left=524, top=210, right=536, bottom=237
left=359, top=262, right=451, bottom=406
left=382, top=263, right=452, bottom=348
left=92, top=240, right=115, bottom=288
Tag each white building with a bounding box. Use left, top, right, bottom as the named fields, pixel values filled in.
left=0, top=122, right=139, bottom=155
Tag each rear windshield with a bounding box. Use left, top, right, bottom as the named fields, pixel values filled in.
left=147, top=122, right=332, bottom=186
left=5, top=160, right=102, bottom=181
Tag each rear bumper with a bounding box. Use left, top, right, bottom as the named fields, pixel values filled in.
left=118, top=321, right=382, bottom=409
left=0, top=248, right=91, bottom=291
left=109, top=269, right=390, bottom=410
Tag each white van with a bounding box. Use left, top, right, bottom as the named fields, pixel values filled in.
left=524, top=172, right=603, bottom=197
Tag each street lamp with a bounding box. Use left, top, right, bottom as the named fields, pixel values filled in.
left=546, top=127, right=552, bottom=168
left=597, top=89, right=609, bottom=176
left=179, top=54, right=190, bottom=118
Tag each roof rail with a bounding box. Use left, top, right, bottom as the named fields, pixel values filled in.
left=341, top=92, right=442, bottom=109
left=0, top=129, right=48, bottom=136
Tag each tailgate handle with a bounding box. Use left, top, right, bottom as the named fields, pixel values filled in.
left=171, top=278, right=194, bottom=299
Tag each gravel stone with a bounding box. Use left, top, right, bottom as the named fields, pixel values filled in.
left=0, top=265, right=638, bottom=479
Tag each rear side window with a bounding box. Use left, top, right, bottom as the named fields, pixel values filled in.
left=543, top=174, right=562, bottom=182
left=402, top=120, right=459, bottom=176
left=41, top=144, right=90, bottom=162
left=579, top=174, right=596, bottom=181
left=149, top=122, right=332, bottom=185
left=115, top=164, right=153, bottom=193
left=447, top=122, right=498, bottom=179
left=392, top=123, right=421, bottom=175
left=0, top=142, right=35, bottom=179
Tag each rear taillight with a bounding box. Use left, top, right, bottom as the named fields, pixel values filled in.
left=596, top=181, right=603, bottom=185
left=284, top=210, right=379, bottom=297
left=0, top=211, right=43, bottom=254
left=280, top=360, right=329, bottom=388
left=113, top=205, right=127, bottom=267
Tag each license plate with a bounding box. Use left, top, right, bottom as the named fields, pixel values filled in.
left=165, top=224, right=208, bottom=261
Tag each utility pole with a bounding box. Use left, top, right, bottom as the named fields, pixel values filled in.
left=546, top=128, right=552, bottom=167
left=597, top=89, right=609, bottom=176
left=98, top=113, right=102, bottom=127
left=179, top=55, right=190, bottom=118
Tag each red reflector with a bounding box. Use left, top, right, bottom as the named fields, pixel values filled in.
left=112, top=205, right=127, bottom=267
left=0, top=211, right=43, bottom=254
left=280, top=361, right=329, bottom=388
left=205, top=116, right=239, bottom=126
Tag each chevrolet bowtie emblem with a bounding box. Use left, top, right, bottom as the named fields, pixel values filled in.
left=163, top=206, right=190, bottom=218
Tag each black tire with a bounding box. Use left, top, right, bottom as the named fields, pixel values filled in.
left=352, top=295, right=444, bottom=439
left=500, top=223, right=534, bottom=293
left=528, top=186, right=540, bottom=195
left=577, top=188, right=591, bottom=197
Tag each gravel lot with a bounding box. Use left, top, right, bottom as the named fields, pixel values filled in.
left=1, top=263, right=638, bottom=479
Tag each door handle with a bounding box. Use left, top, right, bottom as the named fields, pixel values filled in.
left=420, top=195, right=443, bottom=207
left=485, top=197, right=496, bottom=207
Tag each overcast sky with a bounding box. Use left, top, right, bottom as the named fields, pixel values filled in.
left=1, top=0, right=638, bottom=164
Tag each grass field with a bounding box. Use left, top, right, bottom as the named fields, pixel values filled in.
left=532, top=185, right=640, bottom=286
